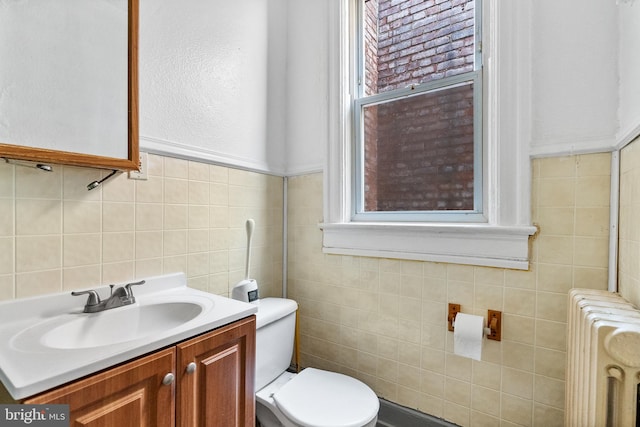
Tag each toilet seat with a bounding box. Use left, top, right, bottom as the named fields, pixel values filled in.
left=272, top=368, right=379, bottom=427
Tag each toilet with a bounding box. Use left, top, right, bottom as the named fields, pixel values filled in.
left=254, top=298, right=379, bottom=427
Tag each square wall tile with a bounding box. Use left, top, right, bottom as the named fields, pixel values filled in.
left=135, top=176, right=163, bottom=203
left=102, top=172, right=135, bottom=202
left=502, top=367, right=533, bottom=399
left=63, top=265, right=101, bottom=290
left=471, top=385, right=500, bottom=418
left=16, top=167, right=62, bottom=199
left=534, top=375, right=565, bottom=410
left=63, top=167, right=101, bottom=201
left=534, top=347, right=565, bottom=380
left=537, top=236, right=574, bottom=265
left=0, top=164, right=14, bottom=197
left=0, top=238, right=14, bottom=274
left=164, top=157, right=189, bottom=179
left=146, top=154, right=164, bottom=177
left=164, top=178, right=189, bottom=204
left=0, top=274, right=14, bottom=301
left=135, top=258, right=163, bottom=279
left=576, top=153, right=610, bottom=176
left=103, top=232, right=135, bottom=263
left=504, top=288, right=535, bottom=317
left=16, top=270, right=61, bottom=298
left=537, top=178, right=575, bottom=208
left=188, top=161, right=210, bottom=181
left=575, top=176, right=610, bottom=207
left=538, top=156, right=576, bottom=178
left=472, top=361, right=501, bottom=391
left=63, top=234, right=101, bottom=267
left=63, top=201, right=101, bottom=233
left=502, top=314, right=534, bottom=345
left=102, top=261, right=134, bottom=284
left=135, top=203, right=163, bottom=231
left=536, top=292, right=567, bottom=322
left=103, top=202, right=135, bottom=232
left=16, top=199, right=61, bottom=235
left=189, top=180, right=209, bottom=205
left=502, top=341, right=534, bottom=372
left=164, top=230, right=187, bottom=256
left=16, top=235, right=61, bottom=273
left=135, top=231, right=163, bottom=259
left=164, top=204, right=188, bottom=230
left=0, top=199, right=14, bottom=236
left=501, top=394, right=532, bottom=427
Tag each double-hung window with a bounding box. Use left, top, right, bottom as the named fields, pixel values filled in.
left=321, top=0, right=537, bottom=269
left=354, top=0, right=483, bottom=222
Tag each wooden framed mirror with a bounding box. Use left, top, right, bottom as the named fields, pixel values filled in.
left=0, top=0, right=138, bottom=171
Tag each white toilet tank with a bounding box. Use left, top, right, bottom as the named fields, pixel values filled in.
left=255, top=298, right=298, bottom=391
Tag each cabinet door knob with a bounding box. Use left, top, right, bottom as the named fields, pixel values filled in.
left=186, top=362, right=197, bottom=374
left=162, top=373, right=175, bottom=385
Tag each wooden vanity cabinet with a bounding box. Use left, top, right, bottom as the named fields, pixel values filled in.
left=24, top=316, right=256, bottom=427
left=176, top=315, right=256, bottom=427
left=25, top=347, right=175, bottom=426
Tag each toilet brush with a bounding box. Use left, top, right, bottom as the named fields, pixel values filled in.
left=231, top=219, right=259, bottom=303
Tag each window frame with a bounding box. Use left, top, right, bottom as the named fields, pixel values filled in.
left=321, top=0, right=537, bottom=270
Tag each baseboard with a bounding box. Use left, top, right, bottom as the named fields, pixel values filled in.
left=376, top=399, right=460, bottom=427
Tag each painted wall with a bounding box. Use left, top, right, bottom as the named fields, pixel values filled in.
left=618, top=2, right=640, bottom=144
left=287, top=152, right=611, bottom=426
left=284, top=0, right=632, bottom=169
left=282, top=0, right=329, bottom=175
left=530, top=0, right=619, bottom=156
left=139, top=0, right=288, bottom=174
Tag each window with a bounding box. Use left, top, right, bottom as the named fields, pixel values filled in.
left=354, top=0, right=483, bottom=222
left=321, top=0, right=537, bottom=269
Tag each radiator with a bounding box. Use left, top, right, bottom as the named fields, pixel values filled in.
left=566, top=289, right=640, bottom=427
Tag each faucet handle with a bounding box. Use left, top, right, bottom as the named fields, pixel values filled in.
left=125, top=280, right=146, bottom=298
left=71, top=290, right=101, bottom=306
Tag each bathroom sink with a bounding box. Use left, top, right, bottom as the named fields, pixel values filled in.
left=18, top=301, right=204, bottom=350
left=0, top=272, right=258, bottom=400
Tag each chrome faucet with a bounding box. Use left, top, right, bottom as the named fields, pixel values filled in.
left=72, top=280, right=146, bottom=313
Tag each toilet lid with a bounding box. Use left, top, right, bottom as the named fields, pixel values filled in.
left=273, top=368, right=379, bottom=427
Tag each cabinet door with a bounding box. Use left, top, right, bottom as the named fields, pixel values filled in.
left=176, top=316, right=256, bottom=427
left=25, top=348, right=175, bottom=427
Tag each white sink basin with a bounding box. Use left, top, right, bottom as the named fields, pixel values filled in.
left=0, top=272, right=257, bottom=400
left=45, top=302, right=204, bottom=349
left=13, top=301, right=205, bottom=351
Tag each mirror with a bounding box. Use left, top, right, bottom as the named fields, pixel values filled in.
left=0, top=0, right=138, bottom=170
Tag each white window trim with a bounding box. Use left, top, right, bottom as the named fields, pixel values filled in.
left=321, top=0, right=537, bottom=270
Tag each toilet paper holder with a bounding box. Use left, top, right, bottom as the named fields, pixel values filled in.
left=447, top=303, right=502, bottom=341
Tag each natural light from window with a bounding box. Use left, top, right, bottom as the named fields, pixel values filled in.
left=321, top=0, right=537, bottom=269
left=354, top=0, right=482, bottom=222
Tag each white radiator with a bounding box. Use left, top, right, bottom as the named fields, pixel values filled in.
left=566, top=289, right=640, bottom=427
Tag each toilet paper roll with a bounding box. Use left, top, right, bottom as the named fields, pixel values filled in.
left=453, top=313, right=484, bottom=361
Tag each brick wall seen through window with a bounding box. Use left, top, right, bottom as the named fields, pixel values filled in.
left=361, top=0, right=477, bottom=212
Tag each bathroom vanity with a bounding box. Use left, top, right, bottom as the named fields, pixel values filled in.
left=25, top=316, right=255, bottom=427
left=0, top=273, right=257, bottom=426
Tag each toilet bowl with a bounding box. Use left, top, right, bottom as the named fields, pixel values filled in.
left=254, top=298, right=379, bottom=427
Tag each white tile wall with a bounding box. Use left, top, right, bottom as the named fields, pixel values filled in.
left=287, top=153, right=612, bottom=427
left=619, top=136, right=640, bottom=307
left=0, top=153, right=283, bottom=300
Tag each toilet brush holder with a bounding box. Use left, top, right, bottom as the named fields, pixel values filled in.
left=232, top=279, right=259, bottom=303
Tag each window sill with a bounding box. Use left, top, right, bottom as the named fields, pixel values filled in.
left=319, top=222, right=538, bottom=270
